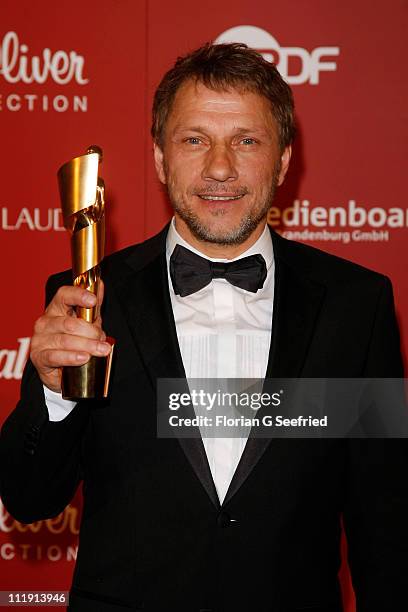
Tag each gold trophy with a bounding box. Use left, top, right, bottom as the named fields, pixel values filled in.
left=57, top=146, right=114, bottom=400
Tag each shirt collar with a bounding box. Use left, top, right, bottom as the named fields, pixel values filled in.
left=166, top=216, right=274, bottom=271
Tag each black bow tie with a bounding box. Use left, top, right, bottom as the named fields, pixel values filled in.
left=169, top=244, right=267, bottom=297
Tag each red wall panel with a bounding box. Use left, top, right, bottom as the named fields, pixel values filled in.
left=1, top=1, right=407, bottom=609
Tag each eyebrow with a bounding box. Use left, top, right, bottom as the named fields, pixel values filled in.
left=173, top=125, right=268, bottom=135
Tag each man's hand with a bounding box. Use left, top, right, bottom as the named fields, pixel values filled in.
left=30, top=281, right=111, bottom=393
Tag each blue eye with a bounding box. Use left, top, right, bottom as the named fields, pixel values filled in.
left=241, top=138, right=256, bottom=145
left=186, top=137, right=201, bottom=145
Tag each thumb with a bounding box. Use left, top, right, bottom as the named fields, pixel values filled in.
left=46, top=285, right=97, bottom=317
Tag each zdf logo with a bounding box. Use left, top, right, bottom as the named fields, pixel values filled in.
left=215, top=25, right=339, bottom=85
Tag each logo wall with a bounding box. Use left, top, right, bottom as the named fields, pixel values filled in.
left=215, top=25, right=339, bottom=85
left=268, top=200, right=408, bottom=244
left=0, top=31, right=89, bottom=113
left=215, top=26, right=407, bottom=244
left=1, top=208, right=64, bottom=231
left=0, top=499, right=78, bottom=562
left=0, top=338, right=30, bottom=380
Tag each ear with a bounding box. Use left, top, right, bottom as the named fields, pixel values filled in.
left=153, top=143, right=166, bottom=184
left=277, top=145, right=292, bottom=186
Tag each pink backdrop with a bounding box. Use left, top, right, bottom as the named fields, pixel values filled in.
left=1, top=1, right=407, bottom=609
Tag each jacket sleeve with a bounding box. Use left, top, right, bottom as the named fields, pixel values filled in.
left=343, top=276, right=408, bottom=610
left=0, top=272, right=91, bottom=523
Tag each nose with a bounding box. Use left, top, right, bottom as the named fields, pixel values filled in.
left=202, top=144, right=237, bottom=183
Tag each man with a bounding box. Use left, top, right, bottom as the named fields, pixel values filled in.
left=0, top=43, right=407, bottom=612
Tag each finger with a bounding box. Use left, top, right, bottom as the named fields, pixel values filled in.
left=46, top=286, right=97, bottom=317
left=34, top=314, right=106, bottom=341
left=34, top=333, right=111, bottom=370
left=48, top=333, right=112, bottom=356
left=37, top=349, right=92, bottom=368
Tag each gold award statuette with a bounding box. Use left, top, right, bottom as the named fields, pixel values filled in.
left=57, top=146, right=114, bottom=400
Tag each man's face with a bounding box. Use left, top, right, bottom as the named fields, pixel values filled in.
left=154, top=79, right=291, bottom=246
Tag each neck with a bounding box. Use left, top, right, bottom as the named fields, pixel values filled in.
left=174, top=215, right=267, bottom=259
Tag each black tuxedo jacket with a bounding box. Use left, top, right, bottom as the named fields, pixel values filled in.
left=1, top=226, right=407, bottom=612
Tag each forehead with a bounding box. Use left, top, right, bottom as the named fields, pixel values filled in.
left=167, top=79, right=276, bottom=131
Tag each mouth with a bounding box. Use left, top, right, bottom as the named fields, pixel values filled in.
left=197, top=194, right=245, bottom=202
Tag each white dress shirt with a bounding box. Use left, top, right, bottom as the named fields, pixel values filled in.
left=45, top=218, right=275, bottom=503
left=166, top=219, right=274, bottom=502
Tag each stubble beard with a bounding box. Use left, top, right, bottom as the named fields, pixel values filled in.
left=165, top=168, right=280, bottom=246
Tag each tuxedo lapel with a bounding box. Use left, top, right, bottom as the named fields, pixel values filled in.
left=110, top=227, right=220, bottom=509
left=265, top=231, right=327, bottom=380
left=114, top=251, right=185, bottom=384
left=223, top=230, right=327, bottom=506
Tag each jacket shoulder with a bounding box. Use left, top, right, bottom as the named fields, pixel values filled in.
left=272, top=230, right=389, bottom=288
left=45, top=224, right=169, bottom=303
